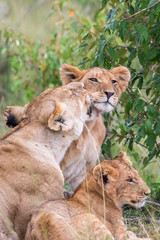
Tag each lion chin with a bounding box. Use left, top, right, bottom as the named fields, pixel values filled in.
left=94, top=100, right=117, bottom=113
left=131, top=199, right=146, bottom=208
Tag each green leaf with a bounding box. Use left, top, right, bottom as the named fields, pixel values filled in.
left=145, top=119, right=152, bottom=134
left=136, top=127, right=146, bottom=141
left=102, top=0, right=108, bottom=8
left=145, top=133, right=156, bottom=150
left=146, top=88, right=151, bottom=96
left=106, top=8, right=117, bottom=22
left=119, top=21, right=128, bottom=40
left=97, top=35, right=106, bottom=65
left=129, top=5, right=134, bottom=14
left=148, top=147, right=157, bottom=160
left=75, top=42, right=88, bottom=53
left=107, top=46, right=118, bottom=61
left=149, top=12, right=155, bottom=25
left=146, top=48, right=158, bottom=61
left=138, top=51, right=145, bottom=66
left=147, top=105, right=156, bottom=117
left=125, top=96, right=133, bottom=114
left=155, top=120, right=160, bottom=135
left=102, top=139, right=111, bottom=154
left=105, top=22, right=114, bottom=31
left=141, top=25, right=148, bottom=42
left=137, top=76, right=143, bottom=89
left=98, top=53, right=105, bottom=65
left=112, top=20, right=118, bottom=32
left=134, top=99, right=145, bottom=112
left=148, top=0, right=158, bottom=6
left=106, top=139, right=111, bottom=148
left=127, top=49, right=137, bottom=66
left=104, top=20, right=118, bottom=32
left=128, top=138, right=133, bottom=150
left=98, top=35, right=106, bottom=53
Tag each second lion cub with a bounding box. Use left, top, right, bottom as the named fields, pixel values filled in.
left=25, top=152, right=151, bottom=240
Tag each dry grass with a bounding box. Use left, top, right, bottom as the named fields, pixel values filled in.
left=124, top=205, right=160, bottom=239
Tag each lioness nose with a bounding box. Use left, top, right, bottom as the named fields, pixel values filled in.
left=105, top=91, right=114, bottom=99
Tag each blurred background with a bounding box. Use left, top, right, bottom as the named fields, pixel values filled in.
left=0, top=1, right=160, bottom=238
left=0, top=0, right=98, bottom=118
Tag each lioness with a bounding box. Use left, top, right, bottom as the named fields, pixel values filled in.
left=0, top=82, right=97, bottom=240
left=25, top=152, right=151, bottom=240
left=4, top=64, right=130, bottom=191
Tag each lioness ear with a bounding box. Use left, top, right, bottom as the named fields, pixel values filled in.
left=3, top=104, right=28, bottom=128
left=117, top=151, right=132, bottom=166
left=111, top=66, right=130, bottom=93
left=48, top=102, right=72, bottom=132
left=93, top=161, right=118, bottom=186
left=60, top=64, right=83, bottom=85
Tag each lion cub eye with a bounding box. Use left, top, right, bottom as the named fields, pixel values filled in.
left=126, top=178, right=135, bottom=183
left=111, top=80, right=117, bottom=84
left=89, top=78, right=98, bottom=83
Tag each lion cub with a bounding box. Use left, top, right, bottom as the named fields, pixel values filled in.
left=0, top=82, right=96, bottom=240
left=25, top=152, right=151, bottom=240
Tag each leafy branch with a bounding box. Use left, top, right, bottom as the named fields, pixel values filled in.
left=122, top=0, right=160, bottom=22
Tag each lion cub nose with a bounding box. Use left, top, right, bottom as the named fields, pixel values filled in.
left=105, top=91, right=114, bottom=99
left=144, top=189, right=151, bottom=196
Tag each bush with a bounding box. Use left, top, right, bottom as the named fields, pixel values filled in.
left=75, top=0, right=160, bottom=199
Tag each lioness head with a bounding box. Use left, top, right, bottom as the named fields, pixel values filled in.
left=60, top=64, right=130, bottom=113
left=93, top=151, right=150, bottom=208
left=5, top=82, right=95, bottom=135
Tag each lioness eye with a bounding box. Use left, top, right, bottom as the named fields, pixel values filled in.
left=127, top=178, right=135, bottom=183
left=89, top=78, right=98, bottom=83
left=111, top=80, right=117, bottom=84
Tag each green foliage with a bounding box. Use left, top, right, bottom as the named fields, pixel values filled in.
left=0, top=29, right=61, bottom=103
left=74, top=0, right=160, bottom=198
left=0, top=1, right=83, bottom=105
left=76, top=0, right=160, bottom=166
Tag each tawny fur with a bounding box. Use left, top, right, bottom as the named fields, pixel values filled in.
left=25, top=152, right=151, bottom=240
left=4, top=64, right=131, bottom=191
left=0, top=82, right=96, bottom=240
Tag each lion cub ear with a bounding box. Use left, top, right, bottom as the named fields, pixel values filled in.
left=60, top=64, right=84, bottom=85
left=111, top=66, right=130, bottom=93
left=93, top=161, right=118, bottom=186
left=116, top=151, right=132, bottom=166
left=48, top=102, right=72, bottom=132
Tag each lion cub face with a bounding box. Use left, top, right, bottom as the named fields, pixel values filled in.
left=61, top=64, right=130, bottom=113
left=93, top=151, right=150, bottom=208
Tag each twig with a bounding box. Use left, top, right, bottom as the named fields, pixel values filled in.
left=122, top=0, right=160, bottom=22
left=126, top=217, right=140, bottom=222
left=146, top=200, right=160, bottom=207
left=106, top=130, right=149, bottom=150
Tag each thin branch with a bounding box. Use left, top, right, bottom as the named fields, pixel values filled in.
left=107, top=130, right=149, bottom=150
left=146, top=200, right=160, bottom=207
left=122, top=0, right=160, bottom=22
